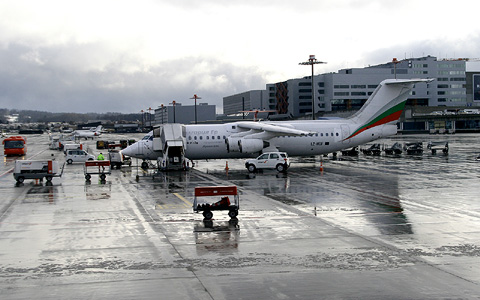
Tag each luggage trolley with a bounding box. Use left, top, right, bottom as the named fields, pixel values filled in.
left=193, top=186, right=239, bottom=221
left=84, top=160, right=111, bottom=181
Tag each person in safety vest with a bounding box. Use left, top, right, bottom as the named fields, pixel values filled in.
left=97, top=152, right=106, bottom=171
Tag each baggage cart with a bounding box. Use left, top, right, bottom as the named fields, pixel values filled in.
left=193, top=186, right=240, bottom=221
left=13, top=160, right=65, bottom=184
left=84, top=160, right=111, bottom=181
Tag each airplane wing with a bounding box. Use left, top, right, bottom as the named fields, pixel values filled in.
left=236, top=122, right=314, bottom=137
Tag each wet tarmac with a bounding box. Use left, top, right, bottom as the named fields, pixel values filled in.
left=1, top=133, right=480, bottom=299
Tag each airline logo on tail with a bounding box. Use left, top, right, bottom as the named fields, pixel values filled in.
left=346, top=101, right=407, bottom=140
left=345, top=78, right=433, bottom=140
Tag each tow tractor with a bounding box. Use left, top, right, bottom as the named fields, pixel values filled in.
left=84, top=160, right=111, bottom=181
left=193, top=186, right=240, bottom=221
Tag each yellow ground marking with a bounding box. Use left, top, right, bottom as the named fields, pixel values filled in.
left=156, top=193, right=192, bottom=209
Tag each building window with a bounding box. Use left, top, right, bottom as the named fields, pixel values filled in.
left=334, top=92, right=349, bottom=96
left=351, top=92, right=366, bottom=96
left=299, top=89, right=312, bottom=93
left=334, top=84, right=349, bottom=89
left=351, top=85, right=366, bottom=89
left=299, top=82, right=311, bottom=86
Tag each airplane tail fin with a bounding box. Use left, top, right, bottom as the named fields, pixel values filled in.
left=347, top=78, right=433, bottom=138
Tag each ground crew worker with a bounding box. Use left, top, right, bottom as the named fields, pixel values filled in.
left=97, top=152, right=106, bottom=172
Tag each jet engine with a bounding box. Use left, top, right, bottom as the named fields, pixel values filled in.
left=239, top=139, right=266, bottom=153
left=226, top=137, right=241, bottom=153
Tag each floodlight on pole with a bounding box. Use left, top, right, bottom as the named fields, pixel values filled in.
left=299, top=55, right=327, bottom=120
left=169, top=101, right=176, bottom=123
left=190, top=94, right=202, bottom=124
left=158, top=104, right=165, bottom=124
left=392, top=58, right=399, bottom=79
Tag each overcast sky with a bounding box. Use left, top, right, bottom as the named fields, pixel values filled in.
left=1, top=0, right=479, bottom=114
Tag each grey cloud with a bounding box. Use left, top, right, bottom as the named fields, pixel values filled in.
left=0, top=42, right=268, bottom=113
left=360, top=34, right=480, bottom=67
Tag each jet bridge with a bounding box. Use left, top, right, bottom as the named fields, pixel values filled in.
left=152, top=124, right=189, bottom=171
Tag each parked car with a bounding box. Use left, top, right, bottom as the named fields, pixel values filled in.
left=65, top=149, right=95, bottom=164
left=245, top=152, right=290, bottom=173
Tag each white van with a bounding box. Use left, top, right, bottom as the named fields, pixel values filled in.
left=63, top=143, right=83, bottom=154
left=65, top=149, right=95, bottom=164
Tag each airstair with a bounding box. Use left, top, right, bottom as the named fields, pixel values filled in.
left=152, top=124, right=190, bottom=170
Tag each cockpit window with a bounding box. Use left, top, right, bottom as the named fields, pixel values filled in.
left=142, top=131, right=154, bottom=140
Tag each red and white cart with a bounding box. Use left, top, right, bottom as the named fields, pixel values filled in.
left=193, top=186, right=240, bottom=220
left=84, top=160, right=111, bottom=181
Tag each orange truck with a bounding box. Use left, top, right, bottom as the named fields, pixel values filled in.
left=3, top=136, right=27, bottom=156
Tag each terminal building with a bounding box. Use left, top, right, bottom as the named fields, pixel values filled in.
left=223, top=55, right=480, bottom=132
left=224, top=56, right=480, bottom=119
left=153, top=103, right=216, bottom=125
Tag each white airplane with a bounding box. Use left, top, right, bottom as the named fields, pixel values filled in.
left=73, top=125, right=103, bottom=140
left=122, top=78, right=433, bottom=164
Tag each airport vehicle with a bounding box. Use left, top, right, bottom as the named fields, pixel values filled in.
left=108, top=149, right=131, bottom=169
left=384, top=142, right=403, bottom=155
left=459, top=109, right=479, bottom=114
left=13, top=160, right=65, bottom=184
left=245, top=152, right=290, bottom=173
left=3, top=136, right=27, bottom=156
left=404, top=142, right=423, bottom=155
left=65, top=149, right=95, bottom=164
left=63, top=143, right=83, bottom=154
left=122, top=79, right=433, bottom=165
left=84, top=160, right=111, bottom=181
left=341, top=147, right=359, bottom=156
left=73, top=125, right=103, bottom=140
left=361, top=143, right=381, bottom=156
left=193, top=185, right=240, bottom=220
left=427, top=141, right=448, bottom=154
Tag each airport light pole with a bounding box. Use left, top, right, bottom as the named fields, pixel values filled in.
left=190, top=94, right=201, bottom=124
left=169, top=101, right=176, bottom=123
left=140, top=109, right=145, bottom=129
left=392, top=58, right=399, bottom=79
left=158, top=104, right=164, bottom=124
left=147, top=107, right=153, bottom=128
left=299, top=55, right=327, bottom=120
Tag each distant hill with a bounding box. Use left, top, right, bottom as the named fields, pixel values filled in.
left=0, top=108, right=141, bottom=123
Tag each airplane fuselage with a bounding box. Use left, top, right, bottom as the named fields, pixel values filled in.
left=184, top=121, right=394, bottom=159
left=127, top=120, right=396, bottom=161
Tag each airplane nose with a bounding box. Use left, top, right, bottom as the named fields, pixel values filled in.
left=121, top=144, right=136, bottom=157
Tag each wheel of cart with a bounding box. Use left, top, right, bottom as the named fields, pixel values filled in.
left=193, top=186, right=240, bottom=221
left=84, top=160, right=111, bottom=182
